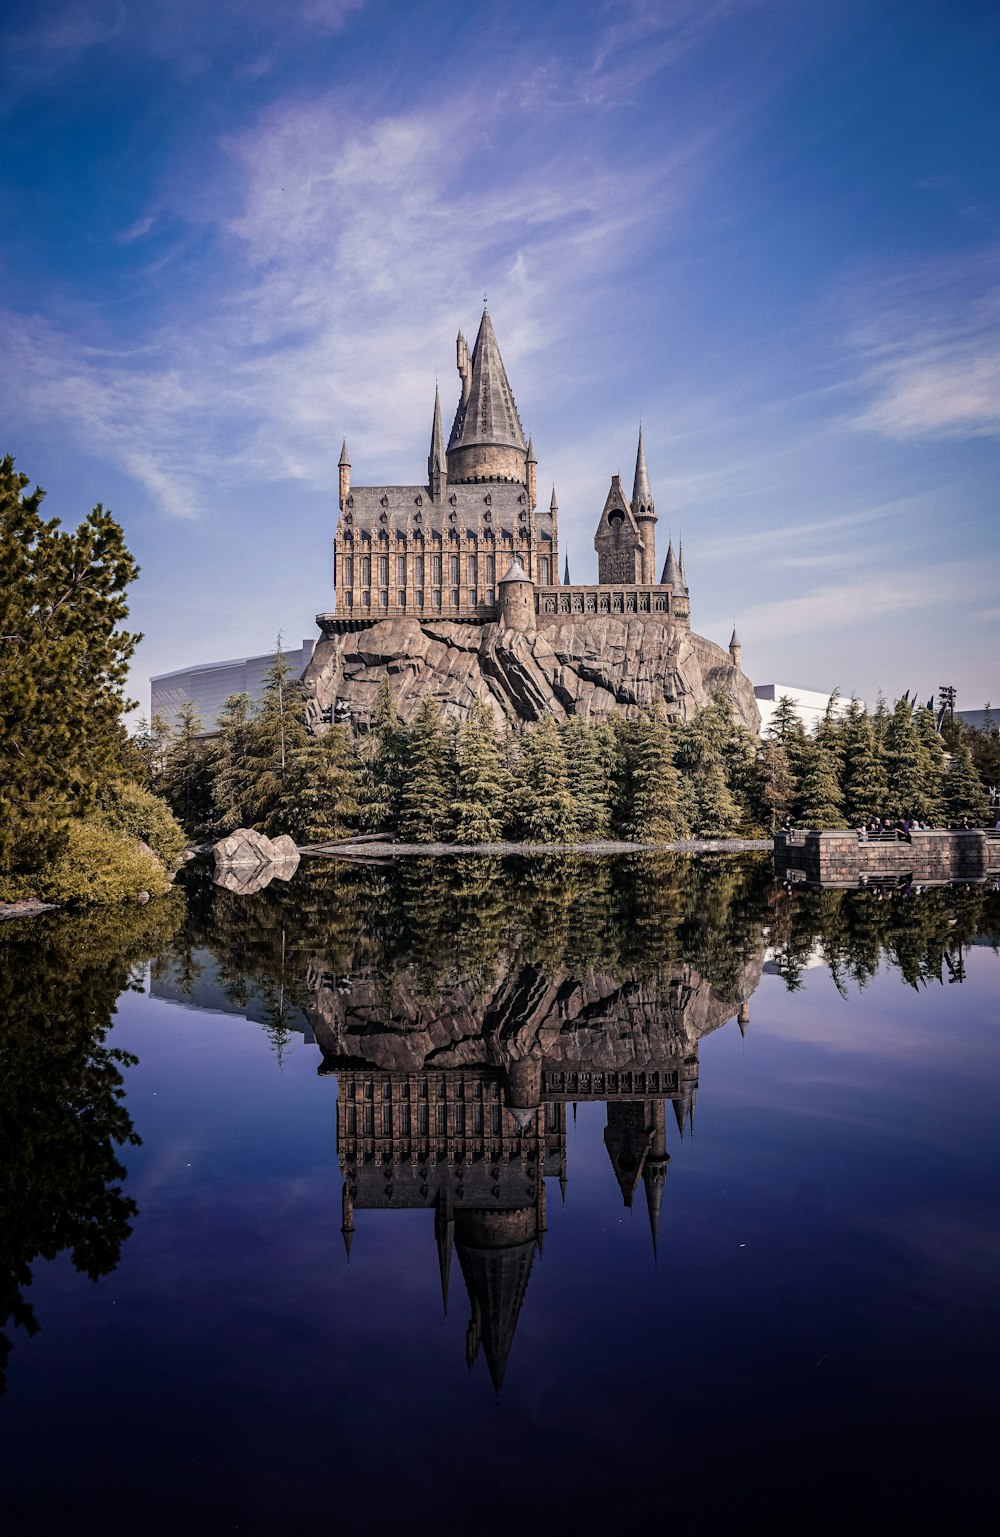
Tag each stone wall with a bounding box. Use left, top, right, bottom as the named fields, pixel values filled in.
left=775, top=830, right=1000, bottom=884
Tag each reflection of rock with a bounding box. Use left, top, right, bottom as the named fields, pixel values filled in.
left=212, top=828, right=299, bottom=892
left=303, top=615, right=759, bottom=733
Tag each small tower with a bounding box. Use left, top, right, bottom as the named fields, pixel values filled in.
left=428, top=385, right=447, bottom=501
left=340, top=1181, right=355, bottom=1259
left=631, top=426, right=657, bottom=585
left=525, top=437, right=537, bottom=510
left=338, top=437, right=351, bottom=511
left=563, top=554, right=571, bottom=585
left=729, top=625, right=742, bottom=672
left=498, top=556, right=536, bottom=634
left=660, top=537, right=680, bottom=590
left=549, top=485, right=559, bottom=581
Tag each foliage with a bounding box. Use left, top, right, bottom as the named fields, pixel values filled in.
left=0, top=818, right=170, bottom=905
left=943, top=746, right=988, bottom=823
left=397, top=698, right=452, bottom=842
left=282, top=724, right=359, bottom=844
left=159, top=701, right=215, bottom=839
left=452, top=701, right=510, bottom=842
left=515, top=715, right=577, bottom=841
left=94, top=779, right=187, bottom=869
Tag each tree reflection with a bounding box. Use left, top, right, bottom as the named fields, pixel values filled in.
left=0, top=899, right=182, bottom=1391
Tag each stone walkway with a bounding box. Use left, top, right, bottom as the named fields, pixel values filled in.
left=301, top=837, right=774, bottom=859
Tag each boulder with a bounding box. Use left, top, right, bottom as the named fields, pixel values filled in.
left=212, top=829, right=300, bottom=886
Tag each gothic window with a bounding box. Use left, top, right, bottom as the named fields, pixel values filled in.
left=469, top=588, right=477, bottom=606
left=432, top=553, right=442, bottom=583
left=382, top=1105, right=392, bottom=1135
left=344, top=556, right=354, bottom=585
left=485, top=554, right=495, bottom=583
left=485, top=587, right=494, bottom=606
left=380, top=495, right=388, bottom=507
left=415, top=556, right=425, bottom=583
left=415, top=494, right=423, bottom=507
left=539, top=558, right=550, bottom=584
left=449, top=554, right=460, bottom=582
left=378, top=556, right=389, bottom=584
left=379, top=590, right=388, bottom=608
left=361, top=555, right=371, bottom=585
left=344, top=512, right=353, bottom=525
left=397, top=590, right=405, bottom=606
left=396, top=555, right=406, bottom=584
left=416, top=589, right=425, bottom=608
left=433, top=589, right=442, bottom=609
left=379, top=511, right=387, bottom=524
left=415, top=511, right=422, bottom=524
left=346, top=592, right=354, bottom=609
left=451, top=588, right=460, bottom=607
left=468, top=554, right=478, bottom=584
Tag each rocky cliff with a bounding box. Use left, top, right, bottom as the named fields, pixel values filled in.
left=303, top=615, right=759, bottom=733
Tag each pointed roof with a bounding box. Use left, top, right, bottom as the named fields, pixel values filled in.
left=447, top=311, right=527, bottom=456
left=499, top=556, right=532, bottom=585
left=526, top=435, right=536, bottom=464
left=339, top=436, right=350, bottom=467
left=563, top=554, right=571, bottom=585
left=632, top=425, right=653, bottom=515
left=643, top=1160, right=667, bottom=1258
left=678, top=539, right=688, bottom=588
left=429, top=385, right=445, bottom=471
left=603, top=1109, right=653, bottom=1207
left=434, top=1192, right=454, bottom=1317
left=550, top=485, right=558, bottom=511
left=456, top=1209, right=539, bottom=1395
left=660, top=538, right=681, bottom=589
left=596, top=474, right=641, bottom=542
left=729, top=625, right=741, bottom=651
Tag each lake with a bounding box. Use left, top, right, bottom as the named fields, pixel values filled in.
left=1, top=855, right=998, bottom=1534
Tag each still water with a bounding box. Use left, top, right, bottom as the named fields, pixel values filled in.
left=1, top=856, right=998, bottom=1534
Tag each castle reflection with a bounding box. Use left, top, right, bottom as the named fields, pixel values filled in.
left=307, top=955, right=759, bottom=1392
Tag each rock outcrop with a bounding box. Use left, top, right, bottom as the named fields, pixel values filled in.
left=304, top=616, right=759, bottom=733
left=212, top=829, right=299, bottom=893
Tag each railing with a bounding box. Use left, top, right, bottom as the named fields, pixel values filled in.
left=535, top=584, right=682, bottom=619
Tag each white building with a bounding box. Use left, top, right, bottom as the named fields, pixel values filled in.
left=753, top=684, right=860, bottom=738
left=150, top=639, right=315, bottom=734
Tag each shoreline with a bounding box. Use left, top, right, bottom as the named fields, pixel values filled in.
left=300, top=837, right=775, bottom=860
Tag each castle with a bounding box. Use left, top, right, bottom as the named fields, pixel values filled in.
left=330, top=306, right=698, bottom=637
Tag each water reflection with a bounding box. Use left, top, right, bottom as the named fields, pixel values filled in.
left=0, top=900, right=182, bottom=1392
left=151, top=855, right=999, bottom=1392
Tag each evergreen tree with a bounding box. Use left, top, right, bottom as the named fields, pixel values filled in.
left=160, top=702, right=215, bottom=838
left=882, top=699, right=922, bottom=820
left=243, top=640, right=310, bottom=835
left=452, top=701, right=509, bottom=843
left=280, top=725, right=360, bottom=844
left=674, top=706, right=740, bottom=835
left=766, top=694, right=809, bottom=768
left=755, top=740, right=798, bottom=832
left=625, top=710, right=684, bottom=842
left=516, top=716, right=577, bottom=841
left=132, top=713, right=171, bottom=792
left=210, top=692, right=256, bottom=835
left=1, top=457, right=140, bottom=874
left=912, top=706, right=946, bottom=824
left=943, top=746, right=988, bottom=824
left=840, top=699, right=888, bottom=826
left=359, top=677, right=406, bottom=834
left=397, top=697, right=451, bottom=842
left=561, top=718, right=615, bottom=840
left=795, top=741, right=846, bottom=828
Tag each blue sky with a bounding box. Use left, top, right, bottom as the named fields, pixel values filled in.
left=2, top=0, right=998, bottom=715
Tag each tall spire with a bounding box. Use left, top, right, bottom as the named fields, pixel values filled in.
left=434, top=1190, right=454, bottom=1316
left=642, top=1159, right=667, bottom=1259
left=632, top=424, right=653, bottom=515
left=678, top=538, right=688, bottom=591
left=447, top=310, right=527, bottom=484
left=563, top=553, right=571, bottom=585
left=660, top=538, right=681, bottom=590
left=428, top=384, right=446, bottom=498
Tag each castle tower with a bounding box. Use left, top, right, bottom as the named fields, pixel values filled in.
left=594, top=474, right=644, bottom=584
left=660, top=537, right=680, bottom=590
left=498, top=556, right=536, bottom=634
left=729, top=625, right=742, bottom=672
left=447, top=309, right=527, bottom=484
left=428, top=384, right=447, bottom=501
left=549, top=485, right=559, bottom=580
left=525, top=436, right=537, bottom=510
left=632, top=426, right=657, bottom=584
left=338, top=437, right=350, bottom=511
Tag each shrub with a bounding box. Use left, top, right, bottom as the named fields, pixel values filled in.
left=34, top=818, right=168, bottom=906
left=94, top=779, right=187, bottom=869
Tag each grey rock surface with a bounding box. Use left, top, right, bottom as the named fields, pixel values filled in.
left=304, top=616, right=759, bottom=733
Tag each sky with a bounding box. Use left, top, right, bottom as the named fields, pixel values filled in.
left=2, top=0, right=998, bottom=717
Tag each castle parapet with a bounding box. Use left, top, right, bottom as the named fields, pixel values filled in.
left=535, top=584, right=689, bottom=627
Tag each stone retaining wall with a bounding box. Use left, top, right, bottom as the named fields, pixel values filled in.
left=775, top=830, right=1000, bottom=885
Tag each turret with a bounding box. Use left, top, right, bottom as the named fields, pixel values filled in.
left=428, top=385, right=447, bottom=501
left=447, top=310, right=527, bottom=484
left=498, top=556, right=536, bottom=634
left=525, top=437, right=537, bottom=510
left=563, top=554, right=571, bottom=585
left=660, top=538, right=680, bottom=590
left=338, top=436, right=351, bottom=511
left=549, top=485, right=559, bottom=578
left=729, top=625, right=742, bottom=673
left=631, top=426, right=657, bottom=584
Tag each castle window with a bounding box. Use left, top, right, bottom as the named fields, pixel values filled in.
left=417, top=589, right=425, bottom=607
left=469, top=588, right=477, bottom=606
left=469, top=554, right=478, bottom=583
left=398, top=589, right=406, bottom=606
left=415, top=556, right=425, bottom=584
left=539, top=557, right=550, bottom=584
left=415, top=494, right=423, bottom=507
left=485, top=554, right=495, bottom=583
left=396, top=555, right=406, bottom=584
left=432, top=554, right=442, bottom=583
left=378, top=556, right=389, bottom=584
left=485, top=587, right=494, bottom=606
left=380, top=590, right=388, bottom=608
left=451, top=588, right=459, bottom=607
left=361, top=555, right=371, bottom=585
left=449, top=555, right=460, bottom=583
left=433, top=589, right=442, bottom=609
left=344, top=556, right=354, bottom=584
left=363, top=591, right=371, bottom=609
left=346, top=592, right=354, bottom=609
left=344, top=512, right=352, bottom=525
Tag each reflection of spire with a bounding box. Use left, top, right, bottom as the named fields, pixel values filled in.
left=643, top=1158, right=668, bottom=1259
left=456, top=1208, right=539, bottom=1395
left=672, top=1079, right=695, bottom=1138
left=737, top=999, right=750, bottom=1038
left=434, top=1190, right=454, bottom=1316
left=604, top=1103, right=653, bottom=1206
left=341, top=1183, right=355, bottom=1260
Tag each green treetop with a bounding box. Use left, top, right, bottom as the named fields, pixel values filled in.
left=452, top=700, right=510, bottom=843
left=397, top=697, right=452, bottom=843
left=516, top=715, right=577, bottom=842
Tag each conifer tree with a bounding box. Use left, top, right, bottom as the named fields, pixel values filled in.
left=674, top=706, right=740, bottom=835
left=625, top=709, right=684, bottom=842
left=795, top=740, right=846, bottom=828
left=280, top=725, right=360, bottom=844
left=882, top=699, right=922, bottom=820
left=561, top=718, right=615, bottom=840
left=516, top=715, right=577, bottom=842
left=756, top=740, right=798, bottom=832
left=160, top=702, right=215, bottom=838
left=943, top=746, right=987, bottom=824
left=132, top=713, right=171, bottom=792
left=452, top=701, right=509, bottom=843
left=840, top=699, right=888, bottom=826
left=244, top=640, right=310, bottom=835
left=210, top=692, right=256, bottom=835
left=1, top=457, right=140, bottom=873
left=359, top=678, right=406, bottom=834
left=766, top=694, right=809, bottom=766
left=397, top=698, right=451, bottom=843
left=912, top=706, right=946, bottom=824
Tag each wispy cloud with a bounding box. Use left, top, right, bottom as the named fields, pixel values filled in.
left=735, top=559, right=991, bottom=639
left=844, top=246, right=1000, bottom=440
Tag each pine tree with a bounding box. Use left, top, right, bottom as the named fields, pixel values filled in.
left=674, top=706, right=740, bottom=835
left=516, top=716, right=577, bottom=841
left=840, top=699, right=887, bottom=826
left=359, top=677, right=406, bottom=834
left=943, top=746, right=987, bottom=824
left=397, top=698, right=451, bottom=842
left=1, top=457, right=141, bottom=874
left=882, top=699, right=922, bottom=820
left=911, top=706, right=946, bottom=824
left=160, top=702, right=215, bottom=837
left=132, top=713, right=171, bottom=792
left=561, top=718, right=614, bottom=839
left=210, top=692, right=256, bottom=835
left=766, top=694, right=809, bottom=767
left=755, top=740, right=798, bottom=832
left=280, top=724, right=360, bottom=844
left=244, top=640, right=310, bottom=835
left=795, top=741, right=846, bottom=828
left=452, top=701, right=509, bottom=843
left=625, top=710, right=684, bottom=842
